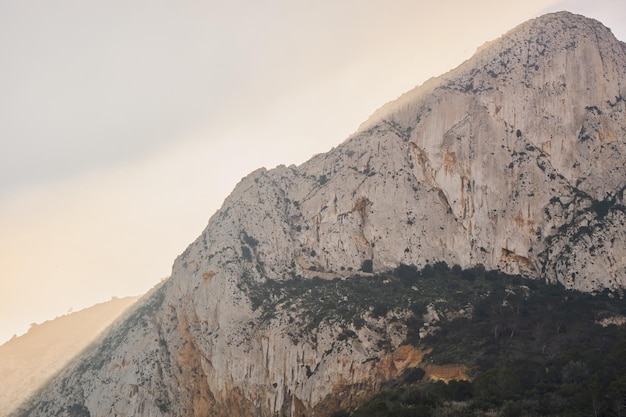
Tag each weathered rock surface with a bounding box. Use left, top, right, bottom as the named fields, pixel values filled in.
left=13, top=11, right=626, bottom=417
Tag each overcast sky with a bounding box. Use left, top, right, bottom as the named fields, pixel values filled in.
left=1, top=0, right=625, bottom=344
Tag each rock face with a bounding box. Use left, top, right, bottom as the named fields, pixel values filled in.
left=13, top=11, right=626, bottom=417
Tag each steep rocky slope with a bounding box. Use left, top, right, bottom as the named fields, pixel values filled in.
left=12, top=11, right=626, bottom=417
left=0, top=297, right=138, bottom=417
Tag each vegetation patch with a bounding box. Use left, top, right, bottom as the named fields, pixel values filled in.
left=317, top=265, right=626, bottom=417
left=246, top=262, right=506, bottom=332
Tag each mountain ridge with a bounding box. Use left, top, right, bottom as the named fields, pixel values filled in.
left=12, top=11, right=626, bottom=417
left=361, top=11, right=626, bottom=128
left=0, top=296, right=138, bottom=417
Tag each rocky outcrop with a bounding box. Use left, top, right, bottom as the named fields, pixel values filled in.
left=13, top=11, right=626, bottom=417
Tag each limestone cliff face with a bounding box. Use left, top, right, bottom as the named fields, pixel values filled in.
left=13, top=11, right=626, bottom=417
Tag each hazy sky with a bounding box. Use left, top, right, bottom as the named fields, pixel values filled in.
left=1, top=0, right=625, bottom=344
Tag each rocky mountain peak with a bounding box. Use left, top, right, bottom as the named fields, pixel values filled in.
left=364, top=11, right=626, bottom=178
left=181, top=11, right=626, bottom=292
left=13, top=12, right=626, bottom=417
left=370, top=11, right=625, bottom=110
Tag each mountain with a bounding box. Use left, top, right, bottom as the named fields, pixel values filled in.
left=0, top=296, right=138, bottom=417
left=11, top=11, right=626, bottom=417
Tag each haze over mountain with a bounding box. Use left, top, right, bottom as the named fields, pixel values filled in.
left=0, top=296, right=138, bottom=417
left=10, top=11, right=626, bottom=417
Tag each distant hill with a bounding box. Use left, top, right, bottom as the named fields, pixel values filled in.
left=0, top=296, right=138, bottom=417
